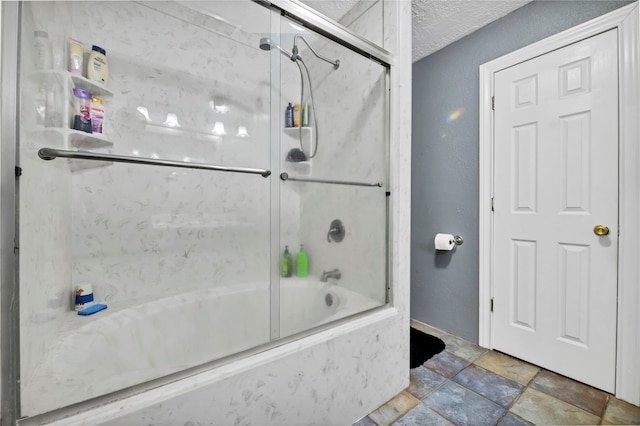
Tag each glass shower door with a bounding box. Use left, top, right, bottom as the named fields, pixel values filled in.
left=277, top=17, right=389, bottom=338
left=18, top=0, right=274, bottom=416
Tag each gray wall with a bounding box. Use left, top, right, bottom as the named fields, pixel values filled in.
left=411, top=0, right=633, bottom=343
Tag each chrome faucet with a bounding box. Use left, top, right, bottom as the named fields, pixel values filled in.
left=321, top=269, right=342, bottom=282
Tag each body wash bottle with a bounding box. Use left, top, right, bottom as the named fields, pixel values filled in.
left=280, top=245, right=293, bottom=278
left=285, top=103, right=293, bottom=128
left=296, top=244, right=308, bottom=277
left=87, top=45, right=108, bottom=86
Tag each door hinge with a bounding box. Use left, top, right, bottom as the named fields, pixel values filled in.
left=491, top=197, right=495, bottom=212
left=15, top=166, right=22, bottom=177
left=491, top=96, right=495, bottom=111
left=490, top=298, right=494, bottom=313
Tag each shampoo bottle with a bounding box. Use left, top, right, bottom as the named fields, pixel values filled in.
left=285, top=103, right=293, bottom=128
left=296, top=244, right=308, bottom=277
left=293, top=103, right=301, bottom=127
left=280, top=245, right=293, bottom=278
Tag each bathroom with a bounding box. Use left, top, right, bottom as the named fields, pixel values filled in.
left=2, top=0, right=640, bottom=425
left=0, top=0, right=411, bottom=424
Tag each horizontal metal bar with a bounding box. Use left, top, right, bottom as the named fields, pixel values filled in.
left=263, top=0, right=393, bottom=67
left=280, top=172, right=382, bottom=187
left=38, top=148, right=271, bottom=178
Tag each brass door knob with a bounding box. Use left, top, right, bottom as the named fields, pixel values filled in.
left=594, top=225, right=610, bottom=236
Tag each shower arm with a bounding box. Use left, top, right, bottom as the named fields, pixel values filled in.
left=292, top=35, right=340, bottom=69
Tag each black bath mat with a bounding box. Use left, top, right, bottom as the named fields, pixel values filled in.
left=410, top=327, right=445, bottom=368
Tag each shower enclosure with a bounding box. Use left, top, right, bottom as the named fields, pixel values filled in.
left=2, top=0, right=392, bottom=419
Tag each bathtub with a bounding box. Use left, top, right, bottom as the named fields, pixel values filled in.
left=21, top=278, right=382, bottom=416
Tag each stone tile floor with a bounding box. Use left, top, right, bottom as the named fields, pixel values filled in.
left=354, top=321, right=640, bottom=426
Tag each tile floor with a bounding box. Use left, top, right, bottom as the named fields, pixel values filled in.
left=354, top=321, right=640, bottom=426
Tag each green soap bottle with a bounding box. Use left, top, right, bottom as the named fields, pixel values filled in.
left=296, top=244, right=308, bottom=277
left=280, top=245, right=292, bottom=278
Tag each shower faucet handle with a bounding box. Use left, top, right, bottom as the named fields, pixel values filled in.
left=327, top=219, right=345, bottom=243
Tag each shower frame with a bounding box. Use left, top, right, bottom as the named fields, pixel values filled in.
left=0, top=0, right=396, bottom=423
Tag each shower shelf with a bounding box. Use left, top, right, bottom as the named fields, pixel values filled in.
left=28, top=69, right=114, bottom=98
left=283, top=127, right=313, bottom=175
left=284, top=159, right=311, bottom=175
left=27, top=70, right=115, bottom=171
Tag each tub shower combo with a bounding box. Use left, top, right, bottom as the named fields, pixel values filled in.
left=2, top=0, right=397, bottom=423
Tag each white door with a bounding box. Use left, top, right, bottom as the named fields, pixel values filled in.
left=492, top=29, right=618, bottom=392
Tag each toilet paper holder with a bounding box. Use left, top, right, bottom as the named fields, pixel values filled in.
left=453, top=235, right=464, bottom=246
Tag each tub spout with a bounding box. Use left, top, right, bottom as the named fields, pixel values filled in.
left=321, top=269, right=341, bottom=282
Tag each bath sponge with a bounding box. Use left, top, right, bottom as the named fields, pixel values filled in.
left=286, top=148, right=307, bottom=162
left=77, top=303, right=108, bottom=316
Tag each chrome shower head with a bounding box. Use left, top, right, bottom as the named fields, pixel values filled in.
left=259, top=37, right=294, bottom=60
left=259, top=37, right=273, bottom=51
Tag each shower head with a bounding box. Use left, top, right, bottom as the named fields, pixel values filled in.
left=259, top=37, right=294, bottom=60
left=259, top=37, right=273, bottom=51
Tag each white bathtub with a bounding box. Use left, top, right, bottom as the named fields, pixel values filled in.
left=280, top=277, right=382, bottom=336
left=21, top=278, right=382, bottom=416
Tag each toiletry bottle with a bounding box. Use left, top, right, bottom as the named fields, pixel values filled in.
left=69, top=38, right=84, bottom=76
left=35, top=84, right=46, bottom=126
left=45, top=80, right=64, bottom=128
left=301, top=102, right=308, bottom=127
left=33, top=30, right=51, bottom=70
left=285, top=103, right=293, bottom=128
left=296, top=244, right=308, bottom=277
left=280, top=245, right=293, bottom=278
left=87, top=45, right=108, bottom=86
left=72, top=88, right=93, bottom=133
left=293, top=103, right=301, bottom=127
left=90, top=97, right=105, bottom=134
left=74, top=283, right=94, bottom=311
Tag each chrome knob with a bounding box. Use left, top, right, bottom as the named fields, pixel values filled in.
left=327, top=219, right=345, bottom=243
left=594, top=225, right=610, bottom=236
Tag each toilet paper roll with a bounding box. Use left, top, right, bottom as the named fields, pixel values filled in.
left=434, top=233, right=456, bottom=251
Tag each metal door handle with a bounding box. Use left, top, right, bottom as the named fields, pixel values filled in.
left=594, top=225, right=610, bottom=236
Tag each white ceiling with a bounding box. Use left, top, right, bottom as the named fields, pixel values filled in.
left=300, top=0, right=532, bottom=62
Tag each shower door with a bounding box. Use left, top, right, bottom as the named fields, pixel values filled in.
left=10, top=0, right=391, bottom=418
left=17, top=1, right=274, bottom=416
left=276, top=16, right=390, bottom=338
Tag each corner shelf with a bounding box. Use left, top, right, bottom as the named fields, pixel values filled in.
left=28, top=127, right=114, bottom=172
left=69, top=74, right=113, bottom=98
left=284, top=159, right=311, bottom=175
left=283, top=127, right=313, bottom=175
left=27, top=70, right=115, bottom=172
left=283, top=126, right=313, bottom=133
left=28, top=69, right=114, bottom=99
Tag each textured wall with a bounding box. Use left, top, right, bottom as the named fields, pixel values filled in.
left=411, top=0, right=633, bottom=343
